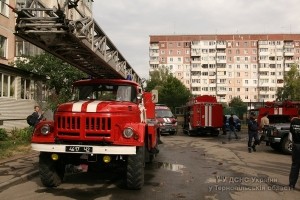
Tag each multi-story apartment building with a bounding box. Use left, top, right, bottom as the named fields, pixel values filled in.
left=149, top=34, right=300, bottom=103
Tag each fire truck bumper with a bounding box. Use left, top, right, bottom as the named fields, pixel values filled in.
left=31, top=143, right=136, bottom=155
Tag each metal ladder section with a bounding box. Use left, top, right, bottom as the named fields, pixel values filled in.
left=14, top=0, right=141, bottom=84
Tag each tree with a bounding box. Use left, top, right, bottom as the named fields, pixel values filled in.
left=145, top=68, right=192, bottom=112
left=229, top=97, right=247, bottom=118
left=12, top=52, right=87, bottom=110
left=276, top=64, right=300, bottom=101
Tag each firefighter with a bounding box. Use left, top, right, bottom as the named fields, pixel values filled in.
left=247, top=112, right=259, bottom=153
left=228, top=114, right=238, bottom=140
left=288, top=109, right=300, bottom=189
left=259, top=112, right=270, bottom=146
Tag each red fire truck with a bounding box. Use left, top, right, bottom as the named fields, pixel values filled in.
left=13, top=2, right=159, bottom=190
left=257, top=100, right=300, bottom=154
left=31, top=79, right=159, bottom=189
left=180, top=95, right=223, bottom=136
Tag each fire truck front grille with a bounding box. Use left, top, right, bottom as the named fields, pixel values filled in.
left=57, top=116, right=112, bottom=138
left=85, top=117, right=111, bottom=131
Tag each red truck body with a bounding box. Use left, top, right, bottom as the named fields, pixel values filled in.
left=31, top=79, right=159, bottom=189
left=181, top=95, right=223, bottom=136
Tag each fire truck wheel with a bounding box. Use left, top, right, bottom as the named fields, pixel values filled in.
left=39, top=152, right=65, bottom=187
left=126, top=146, right=145, bottom=190
left=281, top=136, right=292, bottom=155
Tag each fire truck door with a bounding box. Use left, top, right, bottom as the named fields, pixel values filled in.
left=204, top=104, right=213, bottom=126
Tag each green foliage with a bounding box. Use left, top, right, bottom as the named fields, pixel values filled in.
left=10, top=127, right=33, bottom=142
left=0, top=128, right=8, bottom=141
left=229, top=97, right=247, bottom=118
left=145, top=68, right=192, bottom=112
left=276, top=64, right=300, bottom=101
left=12, top=52, right=87, bottom=110
left=0, top=127, right=33, bottom=159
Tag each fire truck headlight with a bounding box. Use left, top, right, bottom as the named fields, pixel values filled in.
left=41, top=124, right=51, bottom=135
left=123, top=127, right=134, bottom=138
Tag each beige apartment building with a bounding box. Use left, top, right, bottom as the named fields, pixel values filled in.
left=149, top=34, right=300, bottom=104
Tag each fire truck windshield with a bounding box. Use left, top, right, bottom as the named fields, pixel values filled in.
left=72, top=84, right=137, bottom=102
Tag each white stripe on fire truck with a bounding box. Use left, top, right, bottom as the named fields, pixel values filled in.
left=209, top=105, right=212, bottom=126
left=279, top=107, right=283, bottom=115
left=87, top=101, right=102, bottom=112
left=163, top=118, right=171, bottom=122
left=205, top=105, right=208, bottom=126
left=72, top=101, right=87, bottom=112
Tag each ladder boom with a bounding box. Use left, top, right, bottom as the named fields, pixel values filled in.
left=14, top=0, right=141, bottom=83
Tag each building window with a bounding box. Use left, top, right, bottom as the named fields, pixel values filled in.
left=0, top=0, right=8, bottom=16
left=161, top=50, right=165, bottom=54
left=161, top=43, right=165, bottom=48
left=0, top=35, right=7, bottom=58
left=168, top=43, right=173, bottom=47
left=0, top=73, right=16, bottom=98
left=177, top=50, right=181, bottom=55
left=169, top=50, right=173, bottom=55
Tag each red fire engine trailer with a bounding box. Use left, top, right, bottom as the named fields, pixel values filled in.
left=181, top=95, right=223, bottom=136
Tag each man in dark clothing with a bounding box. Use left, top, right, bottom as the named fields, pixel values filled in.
left=289, top=109, right=300, bottom=189
left=248, top=112, right=259, bottom=153
left=28, top=105, right=44, bottom=127
left=228, top=114, right=238, bottom=140
left=222, top=115, right=227, bottom=135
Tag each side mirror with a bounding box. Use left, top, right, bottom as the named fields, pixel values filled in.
left=137, top=93, right=143, bottom=100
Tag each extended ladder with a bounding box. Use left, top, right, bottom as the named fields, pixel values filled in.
left=14, top=0, right=142, bottom=84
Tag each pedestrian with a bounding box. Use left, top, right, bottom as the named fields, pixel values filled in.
left=222, top=115, right=227, bottom=135
left=228, top=114, right=238, bottom=140
left=27, top=105, right=44, bottom=127
left=259, top=111, right=270, bottom=145
left=288, top=109, right=300, bottom=189
left=248, top=112, right=259, bottom=153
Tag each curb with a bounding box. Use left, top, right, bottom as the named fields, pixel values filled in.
left=0, top=169, right=39, bottom=192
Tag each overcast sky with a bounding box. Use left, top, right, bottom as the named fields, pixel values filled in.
left=92, top=0, right=300, bottom=79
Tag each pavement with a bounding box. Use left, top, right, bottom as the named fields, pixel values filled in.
left=0, top=151, right=39, bottom=192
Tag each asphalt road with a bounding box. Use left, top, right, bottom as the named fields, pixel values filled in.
left=0, top=131, right=299, bottom=200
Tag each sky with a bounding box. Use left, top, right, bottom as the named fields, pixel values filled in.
left=92, top=0, right=300, bottom=79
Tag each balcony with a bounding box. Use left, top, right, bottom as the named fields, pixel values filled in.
left=216, top=44, right=226, bottom=49
left=149, top=44, right=159, bottom=50
left=149, top=60, right=159, bottom=65
left=284, top=52, right=294, bottom=56
left=149, top=52, right=159, bottom=57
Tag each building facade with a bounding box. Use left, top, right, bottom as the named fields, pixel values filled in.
left=149, top=34, right=300, bottom=103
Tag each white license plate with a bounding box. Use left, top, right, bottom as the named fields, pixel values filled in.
left=65, top=146, right=93, bottom=153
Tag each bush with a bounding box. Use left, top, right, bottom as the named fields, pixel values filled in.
left=10, top=127, right=33, bottom=142
left=0, top=128, right=8, bottom=141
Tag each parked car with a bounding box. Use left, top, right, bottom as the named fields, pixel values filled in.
left=225, top=115, right=241, bottom=132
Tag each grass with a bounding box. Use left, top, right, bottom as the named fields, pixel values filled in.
left=0, top=127, right=33, bottom=159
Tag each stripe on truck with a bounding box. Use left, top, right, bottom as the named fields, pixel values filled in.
left=87, top=101, right=102, bottom=112
left=72, top=101, right=87, bottom=112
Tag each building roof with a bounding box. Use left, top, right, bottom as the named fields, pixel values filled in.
left=149, top=34, right=300, bottom=43
left=0, top=63, right=46, bottom=81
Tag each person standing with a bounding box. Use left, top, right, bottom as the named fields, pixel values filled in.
left=248, top=112, right=259, bottom=153
left=28, top=105, right=44, bottom=127
left=289, top=109, right=300, bottom=189
left=228, top=114, right=238, bottom=140
left=259, top=112, right=270, bottom=145
left=222, top=115, right=227, bottom=135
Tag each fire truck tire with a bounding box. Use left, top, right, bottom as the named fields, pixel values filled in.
left=126, top=146, right=145, bottom=190
left=281, top=136, right=292, bottom=154
left=39, top=152, right=65, bottom=187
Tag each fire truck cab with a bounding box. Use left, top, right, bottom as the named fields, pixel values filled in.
left=180, top=95, right=223, bottom=136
